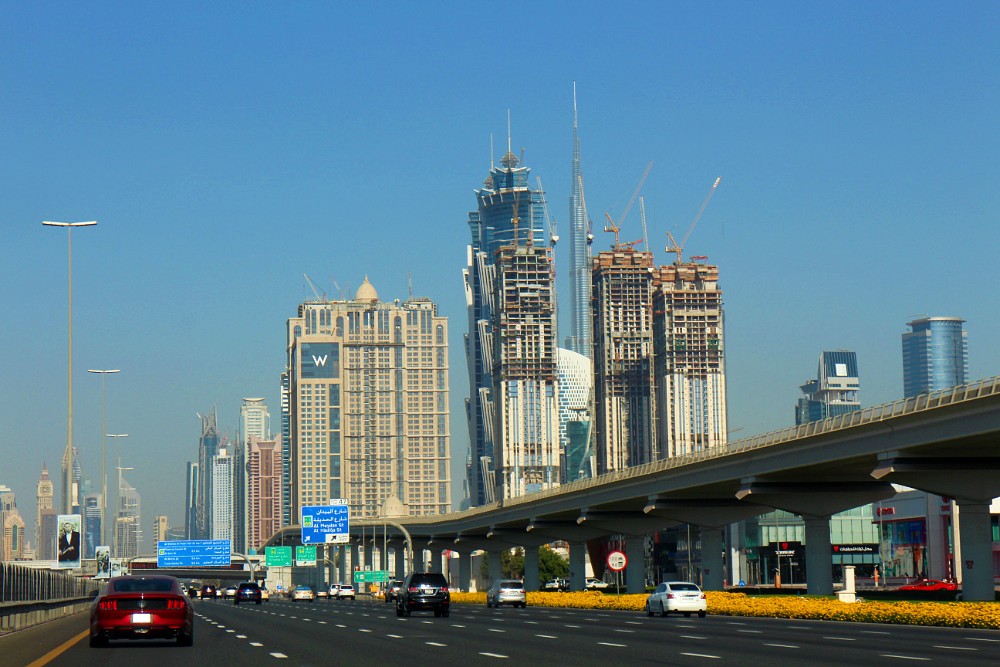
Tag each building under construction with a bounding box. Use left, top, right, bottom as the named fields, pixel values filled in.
left=653, top=259, right=727, bottom=457
left=592, top=248, right=658, bottom=473
left=490, top=243, right=560, bottom=498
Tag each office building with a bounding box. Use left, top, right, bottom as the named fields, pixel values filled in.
left=83, top=493, right=101, bottom=558
left=116, top=477, right=141, bottom=559
left=556, top=347, right=593, bottom=482
left=654, top=258, right=728, bottom=456
left=195, top=408, right=222, bottom=540
left=490, top=243, right=561, bottom=499
left=463, top=143, right=548, bottom=505
left=35, top=464, right=56, bottom=560
left=183, top=462, right=198, bottom=540
left=242, top=397, right=270, bottom=441
left=153, top=515, right=169, bottom=544
left=285, top=279, right=450, bottom=522
left=279, top=372, right=292, bottom=527
left=592, top=248, right=657, bottom=472
left=1, top=485, right=26, bottom=561
left=246, top=435, right=283, bottom=552
left=903, top=317, right=969, bottom=397
left=796, top=351, right=861, bottom=424
left=211, top=447, right=235, bottom=548
left=566, top=85, right=592, bottom=358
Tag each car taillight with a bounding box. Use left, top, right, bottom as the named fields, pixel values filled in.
left=167, top=599, right=186, bottom=609
left=440, top=586, right=449, bottom=593
left=409, top=587, right=419, bottom=593
left=700, top=593, right=706, bottom=599
left=98, top=599, right=117, bottom=611
left=666, top=594, right=676, bottom=599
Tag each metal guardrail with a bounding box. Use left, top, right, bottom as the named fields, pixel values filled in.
left=455, top=376, right=1000, bottom=516
left=0, top=562, right=95, bottom=634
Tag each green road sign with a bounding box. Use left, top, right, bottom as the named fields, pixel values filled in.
left=265, top=546, right=292, bottom=567
left=352, top=570, right=390, bottom=583
left=295, top=545, right=317, bottom=565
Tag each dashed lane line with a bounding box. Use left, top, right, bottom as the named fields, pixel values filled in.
left=933, top=646, right=977, bottom=651
left=680, top=653, right=721, bottom=659
left=764, top=643, right=799, bottom=649
left=536, top=634, right=558, bottom=639
left=479, top=653, right=509, bottom=659
left=880, top=656, right=930, bottom=662
left=426, top=642, right=448, bottom=647
left=270, top=653, right=288, bottom=659
left=597, top=642, right=627, bottom=648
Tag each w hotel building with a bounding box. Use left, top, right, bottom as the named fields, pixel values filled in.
left=285, top=279, right=450, bottom=523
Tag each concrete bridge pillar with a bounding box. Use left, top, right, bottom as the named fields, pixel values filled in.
left=487, top=549, right=503, bottom=583
left=350, top=543, right=359, bottom=579
left=957, top=501, right=994, bottom=601
left=569, top=542, right=587, bottom=591
left=394, top=546, right=406, bottom=580
left=523, top=546, right=540, bottom=591
left=803, top=515, right=833, bottom=595
left=338, top=545, right=347, bottom=583
left=625, top=536, right=645, bottom=593
left=700, top=527, right=725, bottom=591
left=458, top=551, right=472, bottom=592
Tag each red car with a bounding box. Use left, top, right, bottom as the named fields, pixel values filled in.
left=90, top=575, right=194, bottom=647
left=897, top=579, right=958, bottom=592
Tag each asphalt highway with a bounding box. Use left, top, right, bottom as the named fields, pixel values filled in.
left=6, top=596, right=1000, bottom=666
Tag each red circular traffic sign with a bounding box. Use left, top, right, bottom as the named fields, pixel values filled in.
left=607, top=550, right=628, bottom=572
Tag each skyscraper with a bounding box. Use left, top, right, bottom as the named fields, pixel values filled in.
left=285, top=279, right=450, bottom=521
left=1, top=485, right=26, bottom=561
left=902, top=317, right=968, bottom=397
left=211, top=448, right=234, bottom=548
left=654, top=258, right=728, bottom=456
left=464, top=141, right=548, bottom=505
left=241, top=398, right=270, bottom=441
left=592, top=248, right=657, bottom=472
left=36, top=464, right=55, bottom=560
left=490, top=243, right=561, bottom=499
left=566, top=84, right=592, bottom=358
left=556, top=347, right=593, bottom=482
left=796, top=351, right=860, bottom=424
left=183, top=461, right=198, bottom=540
left=115, top=476, right=141, bottom=558
left=195, top=408, right=222, bottom=540
left=246, top=435, right=282, bottom=552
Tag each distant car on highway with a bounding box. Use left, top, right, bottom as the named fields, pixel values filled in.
left=259, top=586, right=270, bottom=602
left=89, top=575, right=194, bottom=647
left=645, top=581, right=707, bottom=618
left=384, top=579, right=402, bottom=604
left=486, top=579, right=526, bottom=608
left=543, top=578, right=567, bottom=590
left=396, top=572, right=450, bottom=617
left=222, top=585, right=238, bottom=599
left=199, top=584, right=218, bottom=599
left=897, top=579, right=958, bottom=592
left=335, top=584, right=356, bottom=600
left=234, top=582, right=262, bottom=605
left=585, top=578, right=609, bottom=590
left=291, top=585, right=316, bottom=602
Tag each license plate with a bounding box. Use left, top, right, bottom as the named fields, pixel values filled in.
left=131, top=613, right=152, bottom=623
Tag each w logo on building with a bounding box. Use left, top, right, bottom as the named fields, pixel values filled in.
left=312, top=355, right=328, bottom=367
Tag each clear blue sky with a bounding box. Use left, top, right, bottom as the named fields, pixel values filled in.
left=3, top=2, right=998, bottom=554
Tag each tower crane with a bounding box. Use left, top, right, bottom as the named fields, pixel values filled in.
left=604, top=161, right=653, bottom=249
left=666, top=176, right=722, bottom=263
left=303, top=273, right=326, bottom=302
left=537, top=176, right=559, bottom=245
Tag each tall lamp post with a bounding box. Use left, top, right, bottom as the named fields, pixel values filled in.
left=88, top=369, right=120, bottom=547
left=43, top=220, right=98, bottom=514
left=106, top=433, right=129, bottom=556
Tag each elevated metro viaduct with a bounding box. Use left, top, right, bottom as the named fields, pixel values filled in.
left=265, top=377, right=1000, bottom=601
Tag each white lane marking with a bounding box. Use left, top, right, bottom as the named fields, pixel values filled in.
left=336, top=624, right=346, bottom=628
left=862, top=630, right=891, bottom=635
left=823, top=637, right=856, bottom=641
left=625, top=621, right=642, bottom=625
left=452, top=624, right=466, bottom=628
left=524, top=621, right=539, bottom=624
left=585, top=618, right=599, bottom=622
left=788, top=626, right=810, bottom=630
left=933, top=646, right=977, bottom=651
left=488, top=628, right=506, bottom=632
left=359, top=629, right=372, bottom=633
left=426, top=642, right=447, bottom=647
left=250, top=642, right=263, bottom=647
left=764, top=643, right=799, bottom=649
left=681, top=635, right=707, bottom=640
left=270, top=653, right=288, bottom=659
left=479, top=652, right=508, bottom=659
left=737, top=629, right=763, bottom=634
left=236, top=635, right=247, bottom=639
left=422, top=621, right=434, bottom=625
left=536, top=634, right=558, bottom=639
left=387, top=634, right=403, bottom=639
left=319, top=621, right=327, bottom=625
left=226, top=629, right=235, bottom=633
left=880, top=656, right=930, bottom=662
left=726, top=621, right=747, bottom=625
left=681, top=653, right=721, bottom=659
left=565, top=624, right=581, bottom=628
left=966, top=637, right=1000, bottom=642
left=614, top=629, right=636, bottom=633
left=598, top=642, right=627, bottom=647
left=303, top=618, right=311, bottom=622
left=217, top=625, right=226, bottom=628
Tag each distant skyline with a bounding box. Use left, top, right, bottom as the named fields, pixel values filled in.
left=3, top=2, right=999, bottom=554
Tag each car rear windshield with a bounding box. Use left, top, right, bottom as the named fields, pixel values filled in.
left=113, top=578, right=175, bottom=593
left=500, top=581, right=523, bottom=589
left=238, top=583, right=259, bottom=590
left=410, top=574, right=447, bottom=586
left=668, top=583, right=700, bottom=592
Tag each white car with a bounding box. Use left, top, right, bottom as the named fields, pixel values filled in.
left=585, top=578, right=609, bottom=590
left=335, top=584, right=356, bottom=600
left=291, top=585, right=316, bottom=602
left=645, top=581, right=707, bottom=617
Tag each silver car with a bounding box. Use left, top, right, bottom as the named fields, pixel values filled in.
left=645, top=581, right=707, bottom=617
left=486, top=579, right=526, bottom=608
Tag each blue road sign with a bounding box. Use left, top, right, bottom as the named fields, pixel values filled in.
left=301, top=504, right=350, bottom=544
left=157, top=540, right=232, bottom=567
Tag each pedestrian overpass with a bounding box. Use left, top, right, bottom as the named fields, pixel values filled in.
left=267, top=376, right=1000, bottom=601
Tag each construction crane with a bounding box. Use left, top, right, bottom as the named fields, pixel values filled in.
left=666, top=176, right=722, bottom=264
left=577, top=174, right=595, bottom=247
left=639, top=195, right=649, bottom=252
left=536, top=177, right=559, bottom=246
left=604, top=161, right=653, bottom=249
left=303, top=273, right=326, bottom=301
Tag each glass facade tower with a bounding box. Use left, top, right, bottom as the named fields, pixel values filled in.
left=902, top=317, right=968, bottom=397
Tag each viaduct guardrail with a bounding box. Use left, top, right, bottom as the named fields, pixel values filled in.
left=0, top=562, right=95, bottom=634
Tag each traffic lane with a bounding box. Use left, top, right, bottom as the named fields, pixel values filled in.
left=0, top=611, right=89, bottom=666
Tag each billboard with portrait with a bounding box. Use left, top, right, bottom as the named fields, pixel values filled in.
left=95, top=545, right=111, bottom=579
left=56, top=514, right=82, bottom=569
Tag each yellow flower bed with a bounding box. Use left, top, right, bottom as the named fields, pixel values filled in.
left=449, top=590, right=1000, bottom=629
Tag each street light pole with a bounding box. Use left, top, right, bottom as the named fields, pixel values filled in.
left=43, top=220, right=97, bottom=514
left=106, top=433, right=129, bottom=556
left=88, top=369, right=120, bottom=548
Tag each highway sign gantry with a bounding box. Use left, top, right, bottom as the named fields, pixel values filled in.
left=301, top=503, right=350, bottom=544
